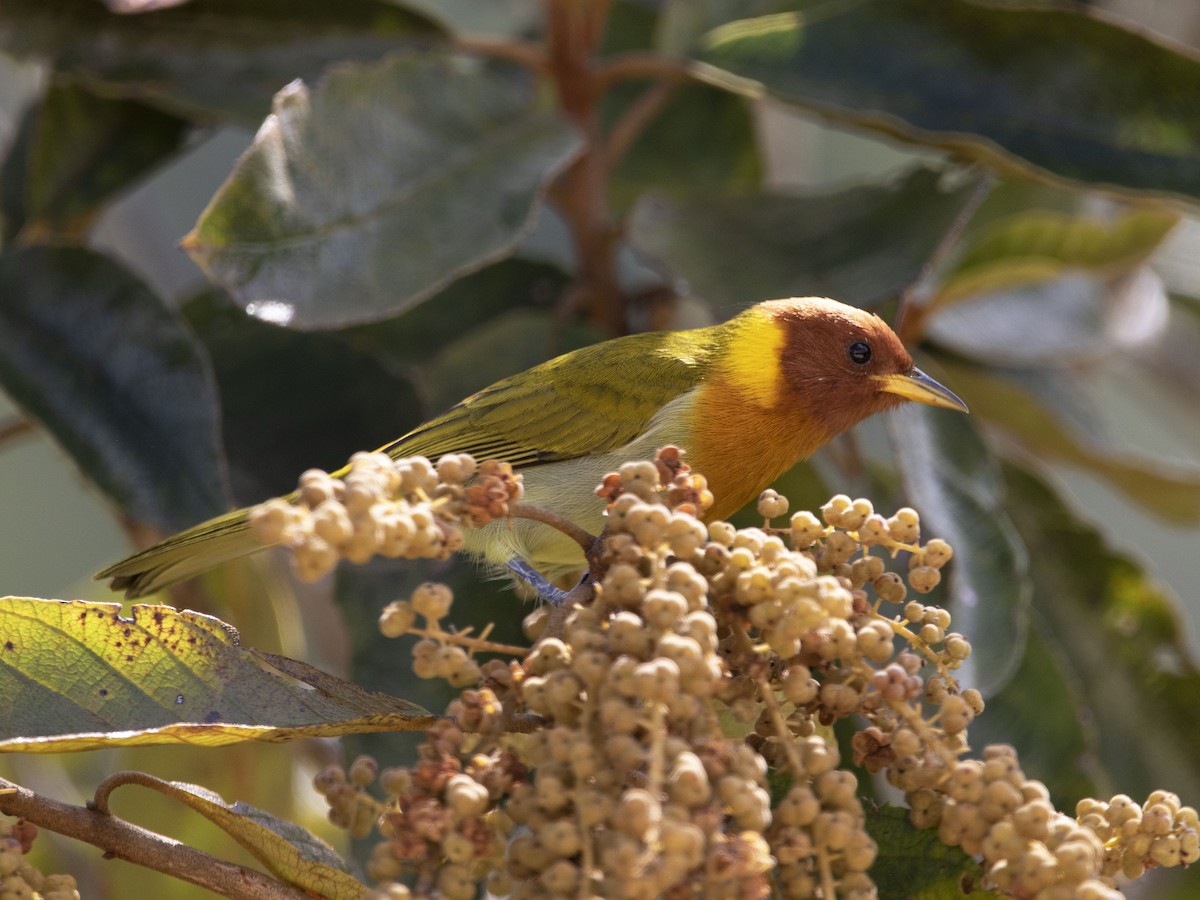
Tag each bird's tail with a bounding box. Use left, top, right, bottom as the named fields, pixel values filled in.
left=95, top=508, right=267, bottom=599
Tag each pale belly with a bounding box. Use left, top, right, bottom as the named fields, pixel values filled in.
left=462, top=390, right=701, bottom=578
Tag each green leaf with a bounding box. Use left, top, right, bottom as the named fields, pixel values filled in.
left=866, top=805, right=998, bottom=899
left=0, top=246, right=228, bottom=531
left=934, top=358, right=1200, bottom=524
left=422, top=308, right=601, bottom=414
left=966, top=628, right=1096, bottom=807
left=0, top=0, right=446, bottom=125
left=607, top=80, right=761, bottom=211
left=934, top=205, right=1179, bottom=310
left=889, top=401, right=1029, bottom=696
left=699, top=0, right=1200, bottom=200
left=628, top=165, right=982, bottom=310
left=100, top=772, right=366, bottom=899
left=336, top=257, right=573, bottom=369
left=0, top=597, right=435, bottom=753
left=0, top=81, right=189, bottom=241
left=183, top=291, right=424, bottom=505
left=1000, top=463, right=1200, bottom=802
left=185, top=52, right=582, bottom=329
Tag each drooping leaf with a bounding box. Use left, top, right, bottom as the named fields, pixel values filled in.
left=1000, top=463, right=1200, bottom=802
left=933, top=205, right=1179, bottom=310
left=0, top=81, right=190, bottom=241
left=628, top=165, right=981, bottom=311
left=99, top=772, right=365, bottom=899
left=0, top=597, right=434, bottom=753
left=866, top=805, right=999, bottom=899
left=185, top=52, right=582, bottom=329
left=934, top=357, right=1200, bottom=524
left=0, top=246, right=228, bottom=532
left=0, top=0, right=446, bottom=125
left=698, top=0, right=1200, bottom=200
left=889, top=401, right=1029, bottom=697
left=183, top=291, right=424, bottom=504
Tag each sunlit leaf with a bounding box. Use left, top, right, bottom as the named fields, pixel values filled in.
left=933, top=205, right=1179, bottom=309
left=0, top=0, right=446, bottom=124
left=0, top=246, right=228, bottom=531
left=699, top=0, right=1200, bottom=200
left=185, top=52, right=582, bottom=329
left=101, top=772, right=365, bottom=899
left=628, top=165, right=981, bottom=310
left=0, top=597, right=434, bottom=753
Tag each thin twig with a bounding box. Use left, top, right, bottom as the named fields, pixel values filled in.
left=510, top=501, right=599, bottom=556
left=605, top=76, right=685, bottom=171
left=897, top=170, right=996, bottom=343
left=456, top=37, right=549, bottom=74
left=0, top=776, right=308, bottom=900
left=595, top=52, right=692, bottom=90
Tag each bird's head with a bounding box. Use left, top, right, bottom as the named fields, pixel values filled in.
left=762, top=297, right=967, bottom=437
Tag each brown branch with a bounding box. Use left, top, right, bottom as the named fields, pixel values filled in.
left=604, top=76, right=685, bottom=171
left=896, top=170, right=996, bottom=343
left=455, top=37, right=548, bottom=74
left=509, top=501, right=600, bottom=557
left=595, top=52, right=692, bottom=90
left=0, top=776, right=310, bottom=900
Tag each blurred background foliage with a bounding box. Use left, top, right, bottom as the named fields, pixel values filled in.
left=3, top=0, right=1200, bottom=896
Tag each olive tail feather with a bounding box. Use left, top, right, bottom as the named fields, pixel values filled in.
left=95, top=509, right=269, bottom=599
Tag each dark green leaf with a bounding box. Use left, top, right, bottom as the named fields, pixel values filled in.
left=1, top=80, right=189, bottom=241
left=699, top=0, right=1200, bottom=200
left=0, top=246, right=228, bottom=531
left=1001, top=462, right=1200, bottom=802
left=0, top=0, right=446, bottom=125
left=183, top=292, right=424, bottom=505
left=866, top=805, right=998, bottom=899
left=336, top=258, right=572, bottom=370
left=422, top=308, right=600, bottom=414
left=628, top=165, right=981, bottom=311
left=889, top=402, right=1029, bottom=696
left=966, top=628, right=1096, bottom=807
left=185, top=52, right=582, bottom=329
left=607, top=81, right=761, bottom=211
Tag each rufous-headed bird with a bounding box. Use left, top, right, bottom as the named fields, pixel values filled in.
left=98, top=297, right=966, bottom=598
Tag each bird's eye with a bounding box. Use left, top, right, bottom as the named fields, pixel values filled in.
left=847, top=340, right=872, bottom=365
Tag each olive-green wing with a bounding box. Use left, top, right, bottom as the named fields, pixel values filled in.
left=376, top=328, right=720, bottom=467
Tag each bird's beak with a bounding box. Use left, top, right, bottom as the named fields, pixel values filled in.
left=874, top=368, right=969, bottom=413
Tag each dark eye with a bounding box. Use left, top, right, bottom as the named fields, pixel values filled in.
left=847, top=340, right=872, bottom=365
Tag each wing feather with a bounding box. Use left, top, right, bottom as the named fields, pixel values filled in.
left=377, top=327, right=721, bottom=466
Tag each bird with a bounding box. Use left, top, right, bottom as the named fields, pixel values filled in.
left=97, top=297, right=967, bottom=598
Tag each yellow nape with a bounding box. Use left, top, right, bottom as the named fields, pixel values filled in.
left=715, top=306, right=786, bottom=410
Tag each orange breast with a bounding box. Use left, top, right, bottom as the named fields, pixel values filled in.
left=686, top=374, right=833, bottom=522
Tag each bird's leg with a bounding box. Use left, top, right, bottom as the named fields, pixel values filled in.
left=507, top=558, right=570, bottom=606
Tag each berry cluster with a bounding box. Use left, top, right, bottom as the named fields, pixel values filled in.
left=249, top=452, right=522, bottom=581
left=298, top=448, right=1195, bottom=898
left=0, top=818, right=79, bottom=900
